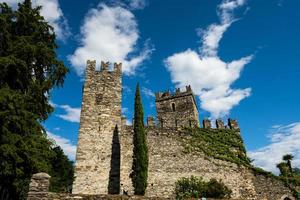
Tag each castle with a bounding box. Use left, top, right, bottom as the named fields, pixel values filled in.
left=71, top=60, right=295, bottom=200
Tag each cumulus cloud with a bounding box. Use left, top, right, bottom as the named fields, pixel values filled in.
left=0, top=0, right=70, bottom=40
left=248, top=123, right=300, bottom=174
left=56, top=105, right=81, bottom=123
left=165, top=0, right=251, bottom=118
left=68, top=4, right=153, bottom=76
left=47, top=131, right=77, bottom=160
left=51, top=102, right=81, bottom=123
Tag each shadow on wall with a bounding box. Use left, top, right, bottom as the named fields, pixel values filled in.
left=108, top=125, right=121, bottom=194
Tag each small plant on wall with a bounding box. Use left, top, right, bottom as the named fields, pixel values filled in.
left=175, top=176, right=232, bottom=199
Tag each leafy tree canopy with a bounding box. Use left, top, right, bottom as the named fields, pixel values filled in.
left=0, top=1, right=71, bottom=199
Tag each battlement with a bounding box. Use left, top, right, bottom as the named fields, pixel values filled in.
left=135, top=115, right=239, bottom=131
left=155, top=85, right=193, bottom=102
left=202, top=118, right=239, bottom=130
left=86, top=60, right=122, bottom=75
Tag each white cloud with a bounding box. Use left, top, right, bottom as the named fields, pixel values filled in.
left=56, top=105, right=81, bottom=123
left=142, top=87, right=155, bottom=98
left=47, top=131, right=77, bottom=160
left=126, top=119, right=132, bottom=126
left=248, top=123, right=300, bottom=174
left=68, top=4, right=153, bottom=76
left=165, top=0, right=251, bottom=118
left=0, top=0, right=70, bottom=40
left=129, top=0, right=147, bottom=10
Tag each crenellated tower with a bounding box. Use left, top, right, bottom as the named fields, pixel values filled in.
left=155, top=85, right=200, bottom=128
left=73, top=60, right=122, bottom=194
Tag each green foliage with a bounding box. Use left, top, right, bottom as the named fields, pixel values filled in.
left=181, top=127, right=251, bottom=166
left=175, top=176, right=232, bottom=199
left=131, top=83, right=148, bottom=195
left=273, top=154, right=300, bottom=199
left=282, top=154, right=294, bottom=175
left=0, top=1, right=70, bottom=199
left=277, top=162, right=291, bottom=177
left=49, top=146, right=74, bottom=193
left=0, top=0, right=68, bottom=120
left=0, top=87, right=55, bottom=199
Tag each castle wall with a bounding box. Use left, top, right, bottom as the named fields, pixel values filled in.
left=72, top=61, right=122, bottom=194
left=120, top=126, right=134, bottom=195
left=252, top=174, right=295, bottom=200
left=120, top=127, right=258, bottom=199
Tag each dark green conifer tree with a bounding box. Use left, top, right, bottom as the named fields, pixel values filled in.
left=131, top=83, right=148, bottom=195
left=49, top=147, right=74, bottom=193
left=0, top=1, right=70, bottom=199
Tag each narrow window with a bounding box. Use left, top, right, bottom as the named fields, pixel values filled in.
left=189, top=120, right=192, bottom=128
left=172, top=103, right=176, bottom=111
left=160, top=118, right=163, bottom=128
left=175, top=119, right=178, bottom=128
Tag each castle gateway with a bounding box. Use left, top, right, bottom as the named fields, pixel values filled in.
left=72, top=60, right=295, bottom=200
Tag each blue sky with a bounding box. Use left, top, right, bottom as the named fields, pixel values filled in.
left=3, top=0, right=300, bottom=173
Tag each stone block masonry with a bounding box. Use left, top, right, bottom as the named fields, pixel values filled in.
left=27, top=173, right=51, bottom=200
left=72, top=61, right=122, bottom=194
left=70, top=60, right=295, bottom=200
left=155, top=86, right=199, bottom=129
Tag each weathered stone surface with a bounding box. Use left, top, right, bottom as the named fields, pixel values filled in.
left=70, top=60, right=295, bottom=200
left=203, top=119, right=211, bottom=129
left=147, top=116, right=155, bottom=127
left=216, top=119, right=225, bottom=129
left=27, top=173, right=51, bottom=200
left=252, top=174, right=295, bottom=200
left=228, top=119, right=239, bottom=130
left=155, top=86, right=199, bottom=129
left=120, top=127, right=258, bottom=199
left=72, top=60, right=122, bottom=194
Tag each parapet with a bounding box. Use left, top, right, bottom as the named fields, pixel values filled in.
left=216, top=119, right=225, bottom=129
left=203, top=119, right=211, bottom=129
left=147, top=116, right=155, bottom=127
left=155, top=85, right=194, bottom=102
left=202, top=118, right=239, bottom=130
left=228, top=118, right=239, bottom=130
left=85, top=60, right=122, bottom=75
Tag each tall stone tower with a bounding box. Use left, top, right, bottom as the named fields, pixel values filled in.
left=73, top=60, right=122, bottom=194
left=155, top=85, right=200, bottom=128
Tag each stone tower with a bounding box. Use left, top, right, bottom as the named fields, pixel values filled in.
left=72, top=60, right=122, bottom=194
left=155, top=85, right=200, bottom=128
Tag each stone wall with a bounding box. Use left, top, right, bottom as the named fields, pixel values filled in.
left=252, top=174, right=295, bottom=200
left=120, top=127, right=257, bottom=199
left=119, top=127, right=296, bottom=200
left=27, top=173, right=50, bottom=200
left=72, top=61, right=122, bottom=194
left=155, top=86, right=199, bottom=129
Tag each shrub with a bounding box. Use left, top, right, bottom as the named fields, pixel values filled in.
left=175, top=176, right=232, bottom=199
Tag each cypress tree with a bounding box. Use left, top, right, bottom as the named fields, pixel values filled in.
left=132, top=83, right=148, bottom=195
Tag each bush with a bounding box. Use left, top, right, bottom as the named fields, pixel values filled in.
left=175, top=176, right=232, bottom=199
